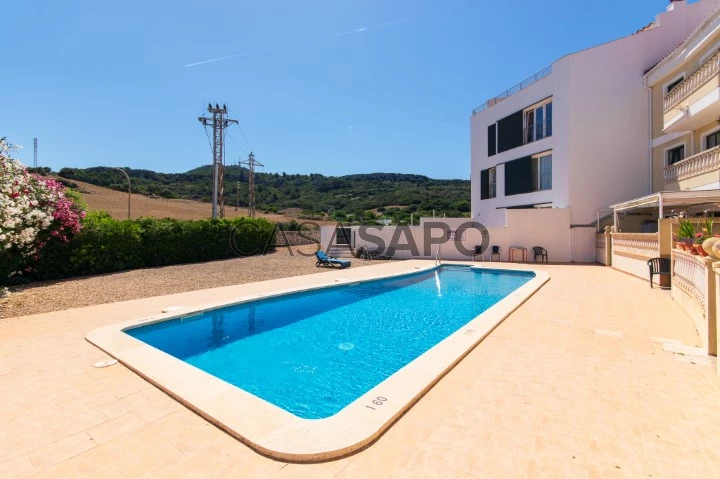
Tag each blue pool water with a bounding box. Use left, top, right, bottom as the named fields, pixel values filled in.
left=127, top=266, right=533, bottom=419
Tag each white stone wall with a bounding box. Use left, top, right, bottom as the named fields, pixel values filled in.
left=320, top=209, right=598, bottom=263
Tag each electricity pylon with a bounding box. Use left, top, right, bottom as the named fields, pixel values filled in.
left=240, top=151, right=263, bottom=218
left=198, top=104, right=237, bottom=218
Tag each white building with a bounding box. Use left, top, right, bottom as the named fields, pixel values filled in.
left=470, top=0, right=719, bottom=239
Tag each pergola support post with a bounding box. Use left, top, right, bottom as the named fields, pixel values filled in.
left=614, top=209, right=619, bottom=233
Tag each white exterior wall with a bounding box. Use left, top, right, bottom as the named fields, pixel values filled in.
left=471, top=0, right=720, bottom=231
left=470, top=75, right=559, bottom=228
left=321, top=209, right=597, bottom=263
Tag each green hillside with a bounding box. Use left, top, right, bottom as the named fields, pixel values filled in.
left=56, top=165, right=471, bottom=224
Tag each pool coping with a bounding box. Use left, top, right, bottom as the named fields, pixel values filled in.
left=86, top=260, right=549, bottom=462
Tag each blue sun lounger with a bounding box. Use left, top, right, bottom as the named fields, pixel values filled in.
left=315, top=251, right=351, bottom=269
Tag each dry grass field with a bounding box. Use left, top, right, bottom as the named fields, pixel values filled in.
left=67, top=179, right=335, bottom=225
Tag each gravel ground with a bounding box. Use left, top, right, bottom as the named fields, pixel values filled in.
left=0, top=246, right=383, bottom=319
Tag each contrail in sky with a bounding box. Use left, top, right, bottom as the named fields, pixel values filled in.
left=336, top=18, right=409, bottom=36
left=185, top=18, right=410, bottom=67
left=184, top=52, right=254, bottom=68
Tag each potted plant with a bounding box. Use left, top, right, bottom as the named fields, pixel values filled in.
left=673, top=234, right=687, bottom=250
left=676, top=218, right=695, bottom=251
left=699, top=214, right=717, bottom=257
left=694, top=232, right=707, bottom=256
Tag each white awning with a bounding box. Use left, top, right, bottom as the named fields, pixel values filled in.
left=611, top=190, right=720, bottom=214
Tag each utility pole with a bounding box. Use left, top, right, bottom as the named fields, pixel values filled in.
left=198, top=104, right=237, bottom=219
left=33, top=138, right=37, bottom=168
left=113, top=167, right=131, bottom=220
left=235, top=181, right=240, bottom=211
left=240, top=151, right=263, bottom=218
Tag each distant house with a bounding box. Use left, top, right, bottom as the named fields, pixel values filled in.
left=471, top=0, right=718, bottom=261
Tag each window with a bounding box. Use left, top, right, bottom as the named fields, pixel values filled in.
left=480, top=168, right=495, bottom=200
left=488, top=123, right=497, bottom=157
left=488, top=167, right=496, bottom=198
left=504, top=152, right=552, bottom=196
left=706, top=130, right=720, bottom=150
left=524, top=100, right=552, bottom=144
left=497, top=110, right=525, bottom=153
left=532, top=153, right=552, bottom=191
left=666, top=144, right=685, bottom=165
left=665, top=75, right=685, bottom=95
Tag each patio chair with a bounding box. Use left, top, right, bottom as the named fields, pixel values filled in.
left=356, top=245, right=391, bottom=260
left=315, top=251, right=351, bottom=269
left=473, top=245, right=484, bottom=261
left=533, top=246, right=548, bottom=263
left=647, top=257, right=670, bottom=289
left=490, top=245, right=500, bottom=261
left=369, top=250, right=392, bottom=260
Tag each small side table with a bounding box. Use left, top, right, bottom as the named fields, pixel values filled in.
left=509, top=247, right=527, bottom=263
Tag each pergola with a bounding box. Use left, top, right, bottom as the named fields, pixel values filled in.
left=610, top=190, right=720, bottom=232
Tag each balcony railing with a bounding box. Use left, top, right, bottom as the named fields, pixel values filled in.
left=664, top=146, right=720, bottom=183
left=611, top=233, right=659, bottom=258
left=663, top=50, right=720, bottom=113
left=673, top=249, right=708, bottom=313
left=472, top=66, right=552, bottom=116
left=522, top=120, right=552, bottom=145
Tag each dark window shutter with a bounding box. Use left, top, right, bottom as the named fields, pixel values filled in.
left=480, top=169, right=489, bottom=200
left=504, top=156, right=533, bottom=195
left=497, top=110, right=524, bottom=153
left=487, top=124, right=497, bottom=157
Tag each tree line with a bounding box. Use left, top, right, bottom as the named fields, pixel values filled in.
left=57, top=165, right=471, bottom=224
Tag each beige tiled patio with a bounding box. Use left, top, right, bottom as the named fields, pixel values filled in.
left=1, top=263, right=719, bottom=478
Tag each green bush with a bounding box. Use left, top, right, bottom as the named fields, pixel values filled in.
left=19, top=213, right=276, bottom=283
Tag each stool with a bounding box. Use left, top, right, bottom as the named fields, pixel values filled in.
left=509, top=247, right=527, bottom=263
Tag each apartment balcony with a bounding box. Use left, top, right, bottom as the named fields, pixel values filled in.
left=664, top=146, right=720, bottom=187
left=663, top=50, right=720, bottom=132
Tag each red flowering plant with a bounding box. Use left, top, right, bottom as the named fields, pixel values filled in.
left=0, top=138, right=86, bottom=281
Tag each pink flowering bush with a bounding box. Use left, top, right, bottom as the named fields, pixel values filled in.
left=1, top=141, right=85, bottom=281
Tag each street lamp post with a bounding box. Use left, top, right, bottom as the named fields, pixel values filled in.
left=113, top=167, right=131, bottom=220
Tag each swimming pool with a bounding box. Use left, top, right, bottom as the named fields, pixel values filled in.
left=87, top=261, right=549, bottom=461
left=126, top=265, right=533, bottom=419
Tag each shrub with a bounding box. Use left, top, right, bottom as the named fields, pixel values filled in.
left=26, top=214, right=276, bottom=283
left=0, top=145, right=85, bottom=281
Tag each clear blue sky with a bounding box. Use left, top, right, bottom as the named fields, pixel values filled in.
left=3, top=0, right=677, bottom=179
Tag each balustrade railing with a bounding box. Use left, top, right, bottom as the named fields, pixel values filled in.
left=664, top=146, right=720, bottom=183
left=664, top=50, right=720, bottom=113
left=611, top=233, right=659, bottom=258
left=673, top=250, right=708, bottom=314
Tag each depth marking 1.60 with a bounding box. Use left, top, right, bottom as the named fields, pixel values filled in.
left=365, top=396, right=387, bottom=410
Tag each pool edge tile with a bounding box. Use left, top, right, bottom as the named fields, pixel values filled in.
left=85, top=260, right=549, bottom=462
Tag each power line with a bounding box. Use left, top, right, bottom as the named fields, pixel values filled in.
left=227, top=107, right=253, bottom=151
left=226, top=131, right=248, bottom=155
